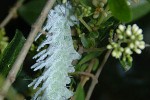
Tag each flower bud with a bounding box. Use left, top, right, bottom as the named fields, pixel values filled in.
left=119, top=25, right=126, bottom=32
left=138, top=41, right=145, bottom=49
left=127, top=1, right=131, bottom=5
left=129, top=43, right=134, bottom=49
left=125, top=47, right=132, bottom=54
left=116, top=29, right=122, bottom=34
left=123, top=56, right=126, bottom=62
left=136, top=29, right=142, bottom=35
left=119, top=47, right=124, bottom=52
left=126, top=29, right=132, bottom=36
left=131, top=35, right=135, bottom=40
left=118, top=34, right=123, bottom=39
left=132, top=24, right=139, bottom=33
left=135, top=41, right=140, bottom=46
left=137, top=34, right=143, bottom=40
left=107, top=44, right=112, bottom=49
left=112, top=50, right=117, bottom=58
left=127, top=55, right=133, bottom=62
left=135, top=49, right=141, bottom=54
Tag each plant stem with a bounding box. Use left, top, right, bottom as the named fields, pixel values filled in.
left=96, top=5, right=109, bottom=26
left=85, top=50, right=112, bottom=100
left=70, top=71, right=98, bottom=84
left=79, top=59, right=97, bottom=87
left=0, top=0, right=56, bottom=99
left=79, top=17, right=92, bottom=32
left=0, top=0, right=24, bottom=28
left=83, top=47, right=106, bottom=52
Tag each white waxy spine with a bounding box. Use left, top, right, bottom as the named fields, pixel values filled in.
left=28, top=3, right=80, bottom=100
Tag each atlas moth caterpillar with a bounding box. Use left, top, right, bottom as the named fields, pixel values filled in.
left=28, top=2, right=80, bottom=100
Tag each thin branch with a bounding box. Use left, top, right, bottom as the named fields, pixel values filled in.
left=71, top=59, right=97, bottom=100
left=0, top=0, right=24, bottom=28
left=145, top=43, right=150, bottom=48
left=96, top=5, right=109, bottom=26
left=78, top=17, right=92, bottom=32
left=72, top=72, right=98, bottom=84
left=0, top=0, right=56, bottom=99
left=83, top=47, right=106, bottom=53
left=79, top=59, right=96, bottom=87
left=85, top=50, right=112, bottom=100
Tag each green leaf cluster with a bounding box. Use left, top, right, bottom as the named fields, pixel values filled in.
left=0, top=30, right=25, bottom=77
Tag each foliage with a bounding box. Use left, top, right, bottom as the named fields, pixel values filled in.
left=108, top=0, right=132, bottom=22
left=0, top=30, right=25, bottom=77
left=0, top=28, right=8, bottom=54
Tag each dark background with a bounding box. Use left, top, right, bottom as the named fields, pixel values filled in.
left=0, top=1, right=150, bottom=100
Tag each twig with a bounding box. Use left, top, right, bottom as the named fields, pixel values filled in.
left=85, top=50, right=112, bottom=100
left=0, top=0, right=56, bottom=99
left=83, top=47, right=106, bottom=53
left=96, top=5, right=109, bottom=26
left=71, top=60, right=97, bottom=100
left=0, top=0, right=24, bottom=28
left=145, top=43, right=150, bottom=47
left=78, top=17, right=92, bottom=32
left=79, top=59, right=96, bottom=87
left=72, top=72, right=98, bottom=84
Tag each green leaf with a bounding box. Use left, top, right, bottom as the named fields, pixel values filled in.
left=108, top=0, right=132, bottom=22
left=147, top=0, right=150, bottom=2
left=74, top=84, right=85, bottom=100
left=92, top=58, right=99, bottom=71
left=80, top=0, right=92, bottom=6
left=78, top=51, right=102, bottom=65
left=79, top=63, right=88, bottom=71
left=0, top=30, right=25, bottom=77
left=80, top=33, right=90, bottom=48
left=89, top=31, right=99, bottom=38
left=120, top=59, right=132, bottom=71
left=0, top=28, right=8, bottom=54
left=18, top=0, right=47, bottom=25
left=131, top=1, right=150, bottom=21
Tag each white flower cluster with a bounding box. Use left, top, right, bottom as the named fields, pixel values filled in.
left=107, top=24, right=145, bottom=62
left=92, top=0, right=108, bottom=18
left=28, top=3, right=80, bottom=100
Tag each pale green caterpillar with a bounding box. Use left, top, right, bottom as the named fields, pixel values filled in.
left=28, top=3, right=80, bottom=100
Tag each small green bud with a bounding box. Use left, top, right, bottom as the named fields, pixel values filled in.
left=131, top=35, right=135, bottom=40
left=132, top=24, right=139, bottom=33
left=103, top=12, right=107, bottom=17
left=127, top=1, right=131, bottom=5
left=137, top=34, right=143, bottom=40
left=92, top=0, right=98, bottom=6
left=116, top=29, right=122, bottom=34
left=135, top=48, right=141, bottom=54
left=112, top=50, right=121, bottom=58
left=107, top=44, right=112, bottom=49
left=127, top=55, right=133, bottom=62
left=129, top=43, right=134, bottom=49
left=119, top=25, right=126, bottom=32
left=112, top=50, right=117, bottom=58
left=100, top=2, right=105, bottom=7
left=136, top=29, right=142, bottom=35
left=119, top=47, right=124, bottom=52
left=112, top=42, right=118, bottom=48
left=123, top=56, right=126, bottom=62
left=118, top=34, right=123, bottom=39
left=138, top=41, right=145, bottom=49
left=126, top=30, right=132, bottom=36
left=88, top=7, right=91, bottom=10
left=102, top=0, right=107, bottom=4
left=125, top=47, right=132, bottom=55
left=135, top=41, right=140, bottom=46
